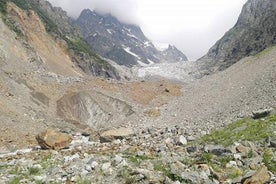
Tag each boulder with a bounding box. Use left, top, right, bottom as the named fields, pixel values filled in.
left=243, top=166, right=270, bottom=184
left=251, top=108, right=273, bottom=119
left=100, top=128, right=135, bottom=143
left=36, top=129, right=72, bottom=150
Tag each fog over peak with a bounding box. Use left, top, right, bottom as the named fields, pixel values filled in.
left=48, top=0, right=247, bottom=60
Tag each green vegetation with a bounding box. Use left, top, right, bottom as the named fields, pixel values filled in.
left=76, top=178, right=91, bottom=184
left=153, top=161, right=184, bottom=182
left=255, top=45, right=276, bottom=58
left=127, top=155, right=153, bottom=166
left=200, top=153, right=213, bottom=164
left=201, top=115, right=276, bottom=146
left=263, top=149, right=276, bottom=173
left=118, top=167, right=136, bottom=184
left=8, top=176, right=23, bottom=184
left=228, top=168, right=243, bottom=179
left=0, top=0, right=31, bottom=14
left=28, top=167, right=40, bottom=175
left=66, top=38, right=109, bottom=66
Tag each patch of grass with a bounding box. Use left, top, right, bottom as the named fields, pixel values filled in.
left=28, top=167, right=40, bottom=175
left=182, top=157, right=196, bottom=167
left=128, top=155, right=152, bottom=166
left=8, top=176, right=23, bottom=184
left=263, top=148, right=276, bottom=173
left=228, top=168, right=243, bottom=179
left=76, top=178, right=91, bottom=184
left=2, top=16, right=23, bottom=36
left=255, top=45, right=276, bottom=58
left=200, top=153, right=214, bottom=164
left=201, top=115, right=276, bottom=147
left=153, top=161, right=184, bottom=182
left=118, top=167, right=136, bottom=184
left=217, top=156, right=234, bottom=167
left=8, top=166, right=21, bottom=175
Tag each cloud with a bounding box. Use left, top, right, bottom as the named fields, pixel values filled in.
left=47, top=0, right=247, bottom=60
left=48, top=0, right=139, bottom=24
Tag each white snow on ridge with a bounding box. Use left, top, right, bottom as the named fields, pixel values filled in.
left=123, top=47, right=140, bottom=59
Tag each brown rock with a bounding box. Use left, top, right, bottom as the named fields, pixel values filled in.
left=100, top=128, right=134, bottom=143
left=236, top=145, right=250, bottom=154
left=36, top=129, right=72, bottom=150
left=243, top=166, right=270, bottom=184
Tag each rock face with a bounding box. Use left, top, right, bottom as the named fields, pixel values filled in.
left=76, top=9, right=188, bottom=66
left=198, top=0, right=276, bottom=75
left=36, top=129, right=72, bottom=150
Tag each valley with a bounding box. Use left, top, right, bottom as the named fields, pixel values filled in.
left=0, top=0, right=275, bottom=183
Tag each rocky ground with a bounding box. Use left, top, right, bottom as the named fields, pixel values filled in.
left=0, top=113, right=275, bottom=184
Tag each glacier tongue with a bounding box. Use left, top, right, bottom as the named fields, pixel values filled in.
left=133, top=61, right=196, bottom=82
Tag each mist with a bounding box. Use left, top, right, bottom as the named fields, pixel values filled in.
left=47, top=0, right=247, bottom=60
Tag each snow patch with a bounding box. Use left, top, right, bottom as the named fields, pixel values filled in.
left=154, top=43, right=169, bottom=51
left=123, top=47, right=140, bottom=59
left=106, top=29, right=112, bottom=34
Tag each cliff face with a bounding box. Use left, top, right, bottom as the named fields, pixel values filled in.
left=198, top=0, right=276, bottom=74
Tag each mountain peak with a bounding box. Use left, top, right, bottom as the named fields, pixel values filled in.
left=76, top=9, right=188, bottom=66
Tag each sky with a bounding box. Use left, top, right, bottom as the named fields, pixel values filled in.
left=48, top=0, right=247, bottom=60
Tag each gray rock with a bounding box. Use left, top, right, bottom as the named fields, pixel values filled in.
left=270, top=139, right=276, bottom=148
left=112, top=155, right=123, bottom=165
left=252, top=108, right=273, bottom=119
left=91, top=161, right=99, bottom=169
left=177, top=135, right=187, bottom=146
left=205, top=145, right=232, bottom=156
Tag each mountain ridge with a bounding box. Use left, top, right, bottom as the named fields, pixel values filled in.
left=197, top=0, right=276, bottom=75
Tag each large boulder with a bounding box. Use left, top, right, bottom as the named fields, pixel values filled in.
left=36, top=129, right=72, bottom=150
left=100, top=127, right=135, bottom=143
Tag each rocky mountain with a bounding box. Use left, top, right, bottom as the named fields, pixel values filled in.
left=197, top=0, right=276, bottom=74
left=76, top=9, right=188, bottom=67
left=0, top=0, right=120, bottom=79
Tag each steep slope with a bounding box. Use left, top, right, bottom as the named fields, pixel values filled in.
left=0, top=0, right=120, bottom=79
left=76, top=9, right=188, bottom=66
left=198, top=0, right=276, bottom=74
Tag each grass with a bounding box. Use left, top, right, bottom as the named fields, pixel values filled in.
left=8, top=176, right=23, bottom=184
left=153, top=161, right=184, bottom=182
left=255, top=45, right=276, bottom=58
left=127, top=155, right=153, bottom=166
left=28, top=167, right=40, bottom=175
left=263, top=148, right=276, bottom=173
left=201, top=115, right=276, bottom=147
left=118, top=167, right=136, bottom=184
